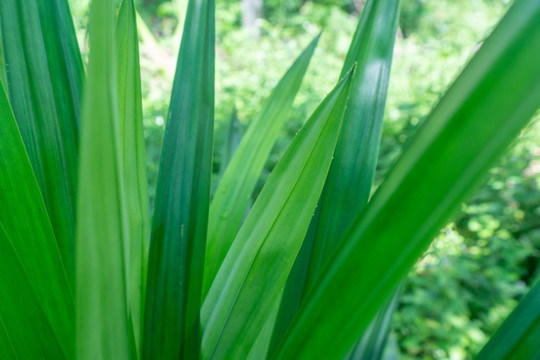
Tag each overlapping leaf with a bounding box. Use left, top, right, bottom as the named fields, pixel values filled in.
left=203, top=36, right=320, bottom=296
left=274, top=0, right=540, bottom=358
left=76, top=0, right=133, bottom=357
left=116, top=0, right=151, bottom=353
left=201, top=68, right=354, bottom=360
left=271, top=1, right=400, bottom=353
left=0, top=0, right=84, bottom=280
left=0, top=81, right=73, bottom=359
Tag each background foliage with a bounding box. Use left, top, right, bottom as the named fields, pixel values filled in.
left=68, top=0, right=540, bottom=358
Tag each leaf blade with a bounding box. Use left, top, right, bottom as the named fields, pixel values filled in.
left=0, top=0, right=84, bottom=280
left=0, top=80, right=73, bottom=359
left=142, top=0, right=215, bottom=358
left=201, top=68, right=355, bottom=360
left=274, top=1, right=540, bottom=358
left=203, top=35, right=320, bottom=296
left=76, top=0, right=132, bottom=357
left=116, top=0, right=151, bottom=354
left=270, top=1, right=400, bottom=352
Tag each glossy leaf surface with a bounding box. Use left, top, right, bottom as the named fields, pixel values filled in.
left=274, top=1, right=540, bottom=358
left=201, top=68, right=354, bottom=360
left=0, top=0, right=84, bottom=279
left=143, top=0, right=215, bottom=358
left=203, top=36, right=320, bottom=296
left=271, top=0, right=400, bottom=351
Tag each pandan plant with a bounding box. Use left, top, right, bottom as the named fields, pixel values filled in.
left=0, top=0, right=539, bottom=359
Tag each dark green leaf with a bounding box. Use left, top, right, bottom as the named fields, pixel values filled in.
left=345, top=285, right=401, bottom=360
left=143, top=0, right=215, bottom=358
left=0, top=0, right=84, bottom=280
left=0, top=80, right=73, bottom=359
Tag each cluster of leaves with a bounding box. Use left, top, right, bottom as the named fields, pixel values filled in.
left=132, top=1, right=540, bottom=357
left=2, top=0, right=540, bottom=359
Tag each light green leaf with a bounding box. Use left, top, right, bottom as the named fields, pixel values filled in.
left=142, top=0, right=215, bottom=358
left=247, top=298, right=282, bottom=360
left=203, top=35, right=320, bottom=297
left=76, top=0, right=132, bottom=358
left=475, top=279, right=540, bottom=360
left=201, top=68, right=355, bottom=360
left=0, top=0, right=84, bottom=280
left=271, top=0, right=400, bottom=353
left=116, top=0, right=150, bottom=354
left=0, top=81, right=73, bottom=359
left=274, top=0, right=540, bottom=358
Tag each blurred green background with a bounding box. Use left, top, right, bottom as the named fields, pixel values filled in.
left=69, top=0, right=540, bottom=358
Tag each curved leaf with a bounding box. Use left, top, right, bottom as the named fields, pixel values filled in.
left=271, top=0, right=400, bottom=352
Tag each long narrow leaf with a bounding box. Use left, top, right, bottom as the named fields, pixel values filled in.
left=306, top=0, right=400, bottom=288
left=116, top=0, right=150, bottom=354
left=201, top=68, right=354, bottom=360
left=0, top=81, right=73, bottom=358
left=203, top=35, right=320, bottom=296
left=0, top=0, right=84, bottom=280
left=76, top=0, right=132, bottom=358
left=143, top=0, right=215, bottom=358
left=274, top=0, right=540, bottom=358
left=271, top=0, right=400, bottom=353
left=475, top=279, right=540, bottom=360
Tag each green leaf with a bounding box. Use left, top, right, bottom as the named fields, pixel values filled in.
left=0, top=0, right=84, bottom=280
left=344, top=285, right=401, bottom=360
left=475, top=279, right=540, bottom=360
left=116, top=0, right=150, bottom=354
left=306, top=0, right=400, bottom=288
left=76, top=0, right=133, bottom=358
left=247, top=298, right=282, bottom=360
left=273, top=0, right=540, bottom=358
left=201, top=68, right=355, bottom=360
left=142, top=0, right=215, bottom=358
left=271, top=0, right=400, bottom=352
left=203, top=35, right=320, bottom=296
left=0, top=81, right=73, bottom=358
